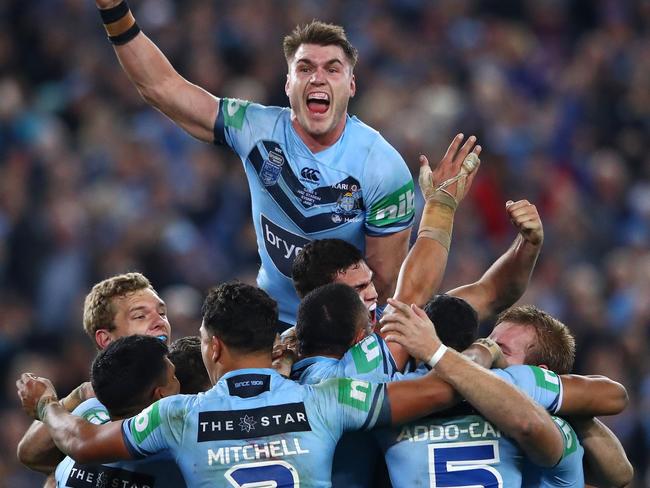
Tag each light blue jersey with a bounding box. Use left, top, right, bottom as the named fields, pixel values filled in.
left=55, top=399, right=186, bottom=487
left=523, top=416, right=584, bottom=487
left=122, top=368, right=390, bottom=487
left=214, top=100, right=415, bottom=325
left=375, top=365, right=565, bottom=488
left=291, top=334, right=396, bottom=488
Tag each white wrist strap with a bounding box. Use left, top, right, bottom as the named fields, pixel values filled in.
left=427, top=344, right=448, bottom=369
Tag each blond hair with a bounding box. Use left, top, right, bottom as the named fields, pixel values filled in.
left=83, top=272, right=153, bottom=342
left=496, top=305, right=576, bottom=374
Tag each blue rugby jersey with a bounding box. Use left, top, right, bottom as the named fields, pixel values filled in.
left=122, top=368, right=390, bottom=487
left=55, top=399, right=186, bottom=487
left=214, top=100, right=414, bottom=325
left=375, top=365, right=565, bottom=488
left=523, top=416, right=584, bottom=487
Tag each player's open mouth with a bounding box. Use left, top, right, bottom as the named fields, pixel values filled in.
left=369, top=303, right=377, bottom=325
left=306, top=92, right=330, bottom=114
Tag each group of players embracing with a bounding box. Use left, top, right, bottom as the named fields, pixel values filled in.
left=16, top=4, right=632, bottom=488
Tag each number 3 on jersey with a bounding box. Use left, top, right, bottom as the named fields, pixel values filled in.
left=225, top=460, right=299, bottom=488
left=429, top=441, right=503, bottom=487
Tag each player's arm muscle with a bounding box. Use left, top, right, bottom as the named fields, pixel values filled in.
left=557, top=375, right=628, bottom=416
left=16, top=421, right=63, bottom=473
left=42, top=402, right=131, bottom=464
left=365, top=229, right=411, bottom=305
left=111, top=31, right=219, bottom=142
left=571, top=417, right=633, bottom=487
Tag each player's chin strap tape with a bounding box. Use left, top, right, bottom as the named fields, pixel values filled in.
left=99, top=1, right=141, bottom=45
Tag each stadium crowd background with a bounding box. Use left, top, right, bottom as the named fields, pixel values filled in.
left=0, top=0, right=648, bottom=485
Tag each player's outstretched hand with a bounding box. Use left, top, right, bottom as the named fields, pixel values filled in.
left=16, top=373, right=58, bottom=420
left=419, top=133, right=482, bottom=208
left=505, top=199, right=543, bottom=246
left=380, top=298, right=443, bottom=362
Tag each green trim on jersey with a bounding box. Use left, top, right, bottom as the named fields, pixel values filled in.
left=350, top=336, right=382, bottom=374
left=131, top=402, right=161, bottom=444
left=81, top=407, right=110, bottom=425
left=222, top=98, right=250, bottom=130
left=553, top=416, right=579, bottom=457
left=337, top=378, right=372, bottom=411
left=532, top=366, right=561, bottom=394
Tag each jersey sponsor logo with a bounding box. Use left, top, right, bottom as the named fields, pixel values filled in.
left=300, top=167, right=321, bottom=183
left=248, top=140, right=366, bottom=233
left=367, top=180, right=415, bottom=227
left=65, top=462, right=155, bottom=488
left=553, top=416, right=579, bottom=457
left=197, top=403, right=311, bottom=441
left=532, top=366, right=561, bottom=394
left=261, top=214, right=311, bottom=277
left=337, top=378, right=372, bottom=411
left=260, top=147, right=286, bottom=186
left=81, top=407, right=110, bottom=425
left=350, top=336, right=381, bottom=374
left=223, top=98, right=250, bottom=130
left=226, top=374, right=271, bottom=398
left=131, top=402, right=161, bottom=444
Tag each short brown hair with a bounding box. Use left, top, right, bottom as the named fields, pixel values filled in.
left=283, top=20, right=358, bottom=68
left=496, top=305, right=576, bottom=374
left=83, top=272, right=153, bottom=343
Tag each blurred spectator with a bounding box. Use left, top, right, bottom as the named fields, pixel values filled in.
left=1, top=0, right=648, bottom=485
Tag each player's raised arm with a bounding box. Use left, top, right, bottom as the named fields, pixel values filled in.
left=96, top=0, right=219, bottom=142
left=16, top=374, right=130, bottom=464
left=448, top=199, right=544, bottom=320
left=384, top=134, right=481, bottom=369
left=381, top=298, right=564, bottom=468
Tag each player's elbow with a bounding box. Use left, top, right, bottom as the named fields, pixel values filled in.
left=612, top=461, right=634, bottom=487
left=515, top=415, right=563, bottom=467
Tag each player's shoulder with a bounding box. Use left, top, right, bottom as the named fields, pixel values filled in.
left=72, top=397, right=110, bottom=424
left=346, top=115, right=400, bottom=157
left=221, top=97, right=288, bottom=129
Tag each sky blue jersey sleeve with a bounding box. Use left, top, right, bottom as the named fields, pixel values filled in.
left=492, top=365, right=564, bottom=413
left=122, top=395, right=189, bottom=459
left=340, top=333, right=399, bottom=381
left=309, top=378, right=391, bottom=437
left=362, top=136, right=415, bottom=236
left=71, top=398, right=110, bottom=424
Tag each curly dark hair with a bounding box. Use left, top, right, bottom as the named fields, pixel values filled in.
left=292, top=239, right=364, bottom=298
left=296, top=283, right=368, bottom=357
left=169, top=336, right=211, bottom=393
left=424, top=294, right=479, bottom=351
left=201, top=282, right=278, bottom=354
left=91, top=335, right=169, bottom=418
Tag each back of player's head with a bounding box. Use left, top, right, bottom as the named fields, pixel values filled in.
left=292, top=239, right=365, bottom=298
left=296, top=283, right=368, bottom=357
left=283, top=20, right=358, bottom=68
left=495, top=305, right=576, bottom=374
left=91, top=335, right=169, bottom=418
left=83, top=272, right=154, bottom=342
left=201, top=282, right=278, bottom=354
left=169, top=336, right=211, bottom=393
left=424, top=294, right=479, bottom=351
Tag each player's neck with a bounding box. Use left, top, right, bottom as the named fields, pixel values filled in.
left=216, top=351, right=274, bottom=379
left=291, top=116, right=346, bottom=153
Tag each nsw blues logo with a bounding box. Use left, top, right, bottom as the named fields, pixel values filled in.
left=260, top=148, right=286, bottom=186
left=334, top=189, right=362, bottom=217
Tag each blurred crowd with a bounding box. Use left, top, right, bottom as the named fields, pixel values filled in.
left=1, top=0, right=648, bottom=485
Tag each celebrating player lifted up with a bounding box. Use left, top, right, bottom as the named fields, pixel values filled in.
left=93, top=0, right=450, bottom=328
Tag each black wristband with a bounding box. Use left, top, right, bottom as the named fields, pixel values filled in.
left=109, top=22, right=141, bottom=45
left=99, top=1, right=130, bottom=24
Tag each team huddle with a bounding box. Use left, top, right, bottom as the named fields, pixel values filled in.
left=15, top=3, right=632, bottom=488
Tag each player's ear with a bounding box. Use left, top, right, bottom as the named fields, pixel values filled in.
left=210, top=335, right=222, bottom=363
left=95, top=329, right=113, bottom=350
left=285, top=73, right=291, bottom=97
left=350, top=73, right=356, bottom=98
